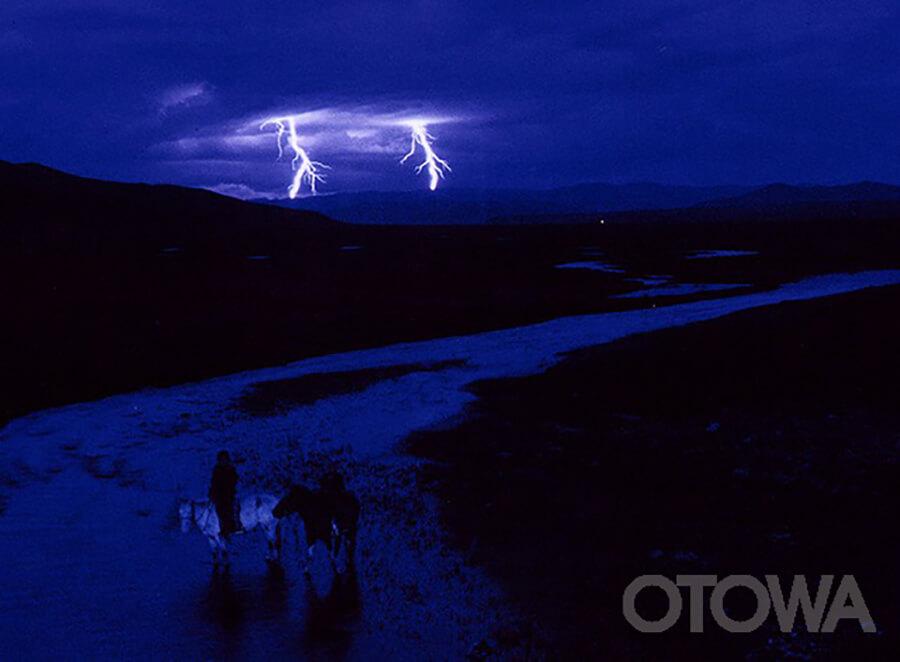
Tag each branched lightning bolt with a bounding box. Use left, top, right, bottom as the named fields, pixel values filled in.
left=260, top=117, right=329, bottom=198
left=400, top=123, right=451, bottom=191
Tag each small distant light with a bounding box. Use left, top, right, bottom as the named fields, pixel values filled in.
left=600, top=219, right=606, bottom=224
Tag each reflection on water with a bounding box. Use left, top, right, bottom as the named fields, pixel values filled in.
left=303, top=570, right=362, bottom=658
left=685, top=249, right=759, bottom=259
left=194, top=559, right=360, bottom=659
left=262, top=562, right=290, bottom=617
left=554, top=260, right=625, bottom=273
left=203, top=566, right=248, bottom=634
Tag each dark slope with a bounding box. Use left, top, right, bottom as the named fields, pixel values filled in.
left=1, top=160, right=335, bottom=258
left=0, top=161, right=344, bottom=423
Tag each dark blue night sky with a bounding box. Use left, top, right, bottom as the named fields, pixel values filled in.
left=1, top=0, right=898, bottom=196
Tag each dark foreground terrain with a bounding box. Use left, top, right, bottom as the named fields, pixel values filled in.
left=2, top=161, right=899, bottom=659
left=4, top=161, right=900, bottom=426
left=408, top=285, right=900, bottom=660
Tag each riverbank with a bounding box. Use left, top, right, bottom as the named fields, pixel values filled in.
left=408, top=285, right=900, bottom=660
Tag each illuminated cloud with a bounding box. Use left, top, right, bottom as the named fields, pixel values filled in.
left=157, top=82, right=213, bottom=117
left=206, top=183, right=277, bottom=200
left=152, top=133, right=274, bottom=158
left=5, top=0, right=899, bottom=192
left=148, top=103, right=471, bottom=196
left=255, top=105, right=466, bottom=193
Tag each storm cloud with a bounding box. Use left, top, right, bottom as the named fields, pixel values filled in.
left=1, top=0, right=898, bottom=194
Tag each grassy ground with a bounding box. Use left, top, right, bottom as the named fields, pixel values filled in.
left=408, top=285, right=900, bottom=660
left=6, top=211, right=899, bottom=426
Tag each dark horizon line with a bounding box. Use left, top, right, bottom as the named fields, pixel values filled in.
left=4, top=158, right=900, bottom=200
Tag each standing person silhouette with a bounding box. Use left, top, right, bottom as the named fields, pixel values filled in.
left=209, top=450, right=240, bottom=537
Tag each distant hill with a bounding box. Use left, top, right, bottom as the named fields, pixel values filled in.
left=696, top=181, right=900, bottom=209
left=254, top=180, right=900, bottom=224
left=0, top=161, right=334, bottom=260
left=253, top=182, right=755, bottom=225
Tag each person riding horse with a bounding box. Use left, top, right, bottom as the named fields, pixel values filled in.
left=209, top=450, right=241, bottom=537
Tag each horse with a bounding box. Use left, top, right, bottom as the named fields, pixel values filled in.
left=179, top=493, right=282, bottom=564
left=273, top=480, right=359, bottom=578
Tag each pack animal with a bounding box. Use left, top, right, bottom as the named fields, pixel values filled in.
left=273, top=477, right=359, bottom=576
left=179, top=493, right=282, bottom=564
